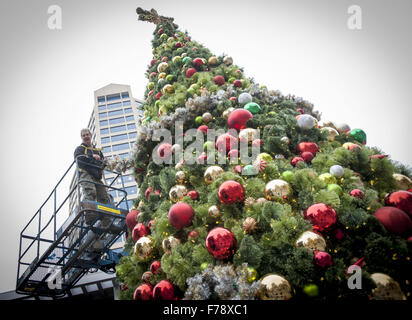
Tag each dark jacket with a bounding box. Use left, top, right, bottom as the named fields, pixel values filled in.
left=74, top=143, right=105, bottom=180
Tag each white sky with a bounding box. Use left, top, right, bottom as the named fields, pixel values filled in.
left=0, top=0, right=411, bottom=293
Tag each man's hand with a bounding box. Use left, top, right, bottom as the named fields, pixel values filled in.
left=92, top=154, right=101, bottom=161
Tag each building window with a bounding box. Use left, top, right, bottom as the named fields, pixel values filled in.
left=102, top=146, right=111, bottom=154
left=106, top=94, right=121, bottom=102
left=109, top=117, right=125, bottom=125
left=107, top=102, right=122, bottom=110
left=97, top=96, right=105, bottom=103
left=122, top=174, right=134, bottom=183
left=127, top=123, right=136, bottom=130
left=112, top=143, right=130, bottom=152
left=106, top=177, right=114, bottom=185
left=119, top=153, right=129, bottom=159
left=108, top=190, right=117, bottom=199
left=125, top=115, right=134, bottom=122
left=124, top=108, right=132, bottom=114
left=125, top=186, right=138, bottom=195
left=98, top=105, right=106, bottom=111
left=100, top=120, right=108, bottom=127
left=100, top=128, right=109, bottom=135
left=121, top=92, right=129, bottom=99
left=108, top=109, right=124, bottom=117
left=129, top=132, right=137, bottom=139
left=135, top=101, right=142, bottom=107
left=122, top=100, right=131, bottom=106
left=111, top=133, right=128, bottom=142
left=111, top=125, right=126, bottom=133
left=101, top=137, right=110, bottom=144
left=99, top=112, right=107, bottom=119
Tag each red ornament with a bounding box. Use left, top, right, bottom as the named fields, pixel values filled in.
left=168, top=202, right=195, bottom=229
left=304, top=203, right=338, bottom=232
left=197, top=125, right=209, bottom=134
left=120, top=283, right=128, bottom=291
left=218, top=180, right=245, bottom=205
left=193, top=58, right=204, bottom=66
left=348, top=144, right=361, bottom=151
left=153, top=280, right=176, bottom=300
left=227, top=109, right=253, bottom=131
left=198, top=153, right=207, bottom=163
left=205, top=227, right=237, bottom=260
left=126, top=209, right=140, bottom=231
left=216, top=133, right=238, bottom=153
left=213, top=75, right=225, bottom=86
left=150, top=261, right=161, bottom=275
left=149, top=72, right=157, bottom=79
left=370, top=154, right=388, bottom=159
left=155, top=92, right=162, bottom=100
left=291, top=156, right=304, bottom=167
left=384, top=190, right=412, bottom=218
left=132, top=223, right=150, bottom=242
left=148, top=219, right=155, bottom=230
left=252, top=139, right=263, bottom=147
left=296, top=108, right=304, bottom=114
left=148, top=90, right=153, bottom=97
left=188, top=190, right=199, bottom=200
left=334, top=228, right=345, bottom=241
left=297, top=142, right=319, bottom=155
left=233, top=80, right=242, bottom=88
left=157, top=28, right=163, bottom=35
left=186, top=67, right=197, bottom=78
left=314, top=251, right=333, bottom=268
left=150, top=59, right=158, bottom=66
left=228, top=149, right=239, bottom=159
left=188, top=230, right=199, bottom=241
left=157, top=143, right=173, bottom=160
left=350, top=189, right=365, bottom=199
left=175, top=42, right=183, bottom=48
left=234, top=165, right=242, bottom=174
left=229, top=97, right=237, bottom=102
left=373, top=206, right=412, bottom=236
left=134, top=284, right=153, bottom=300
left=145, top=186, right=153, bottom=200
left=301, top=151, right=314, bottom=163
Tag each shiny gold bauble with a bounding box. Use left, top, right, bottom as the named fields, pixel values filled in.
left=134, top=236, right=154, bottom=262
left=296, top=231, right=326, bottom=251
left=157, top=62, right=168, bottom=73
left=162, top=84, right=174, bottom=94
left=243, top=217, right=258, bottom=234
left=202, top=112, right=213, bottom=123
left=222, top=107, right=235, bottom=119
left=204, top=166, right=224, bottom=184
left=208, top=205, right=220, bottom=218
left=239, top=128, right=258, bottom=143
left=162, top=236, right=181, bottom=254
left=208, top=56, right=218, bottom=65
left=158, top=72, right=166, bottom=79
left=175, top=161, right=185, bottom=170
left=370, top=273, right=406, bottom=300
left=158, top=105, right=167, bottom=116
left=223, top=56, right=233, bottom=65
left=265, top=179, right=290, bottom=200
left=321, top=127, right=339, bottom=141
left=258, top=274, right=292, bottom=300
left=175, top=170, right=185, bottom=183
left=392, top=173, right=412, bottom=190
left=169, top=185, right=187, bottom=202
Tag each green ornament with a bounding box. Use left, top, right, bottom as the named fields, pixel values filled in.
left=200, top=263, right=209, bottom=271
left=182, top=56, right=192, bottom=65
left=243, top=164, right=258, bottom=175
left=155, top=100, right=161, bottom=108
left=303, top=284, right=319, bottom=297
left=190, top=83, right=199, bottom=90
left=195, top=116, right=203, bottom=125
left=327, top=183, right=343, bottom=196
left=257, top=153, right=273, bottom=162
left=282, top=170, right=294, bottom=182
left=349, top=128, right=367, bottom=144
left=247, top=267, right=258, bottom=283
left=319, top=173, right=337, bottom=185
left=244, top=102, right=261, bottom=115
left=175, top=48, right=184, bottom=54
left=166, top=74, right=174, bottom=82
left=203, top=141, right=214, bottom=151
left=147, top=82, right=154, bottom=90
left=268, top=111, right=276, bottom=116
left=172, top=56, right=182, bottom=64
left=187, top=88, right=195, bottom=96
left=228, top=77, right=236, bottom=83
left=159, top=33, right=168, bottom=41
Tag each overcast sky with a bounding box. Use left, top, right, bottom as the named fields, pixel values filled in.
left=0, top=0, right=411, bottom=293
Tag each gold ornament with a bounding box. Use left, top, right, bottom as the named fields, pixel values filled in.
left=222, top=107, right=235, bottom=119
left=175, top=160, right=185, bottom=170
left=239, top=128, right=258, bottom=143
left=258, top=274, right=292, bottom=300
left=243, top=217, right=258, bottom=234
left=142, top=271, right=153, bottom=283
left=162, top=84, right=174, bottom=94
left=202, top=112, right=213, bottom=123
left=208, top=205, right=220, bottom=218
left=134, top=236, right=154, bottom=262
left=321, top=127, right=339, bottom=141
left=158, top=105, right=167, bottom=116
left=318, top=173, right=337, bottom=185
left=342, top=142, right=360, bottom=150
left=169, top=185, right=187, bottom=202
left=158, top=72, right=167, bottom=79
left=223, top=56, right=233, bottom=65
left=244, top=197, right=256, bottom=207
left=296, top=231, right=326, bottom=251
left=265, top=179, right=290, bottom=200
left=370, top=273, right=406, bottom=300
left=162, top=236, right=181, bottom=254
left=204, top=166, right=224, bottom=184
left=157, top=62, right=168, bottom=73
left=208, top=56, right=218, bottom=65
left=175, top=170, right=185, bottom=183
left=392, top=173, right=412, bottom=190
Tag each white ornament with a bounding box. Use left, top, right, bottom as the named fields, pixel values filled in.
left=297, top=114, right=316, bottom=130
left=296, top=231, right=326, bottom=251
left=335, top=123, right=351, bottom=133
left=238, top=92, right=253, bottom=105
left=330, top=165, right=345, bottom=177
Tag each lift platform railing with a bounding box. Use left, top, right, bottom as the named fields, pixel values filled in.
left=16, top=157, right=131, bottom=297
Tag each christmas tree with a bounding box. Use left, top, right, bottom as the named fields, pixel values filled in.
left=115, top=8, right=412, bottom=300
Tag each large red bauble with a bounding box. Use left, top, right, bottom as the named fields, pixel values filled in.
left=126, top=209, right=140, bottom=231
left=297, top=142, right=319, bottom=155
left=233, top=80, right=242, bottom=88
left=155, top=92, right=162, bottom=100
left=314, top=251, right=333, bottom=268
left=291, top=156, right=304, bottom=167
left=157, top=143, right=173, bottom=160
left=215, top=133, right=238, bottom=153
left=373, top=206, right=412, bottom=236
left=197, top=125, right=209, bottom=134
left=350, top=189, right=365, bottom=199
left=150, top=59, right=158, bottom=66
left=218, top=180, right=245, bottom=205
left=150, top=261, right=161, bottom=274
left=152, top=280, right=176, bottom=300
left=168, top=202, right=195, bottom=229
left=193, top=58, right=204, bottom=66
left=384, top=190, right=412, bottom=218
left=186, top=67, right=197, bottom=78
left=188, top=190, right=199, bottom=200
left=134, top=284, right=153, bottom=300
left=213, top=75, right=225, bottom=86
left=206, top=227, right=237, bottom=260
left=132, top=223, right=150, bottom=242
left=301, top=151, right=314, bottom=163
left=304, top=203, right=338, bottom=232
left=227, top=109, right=253, bottom=131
